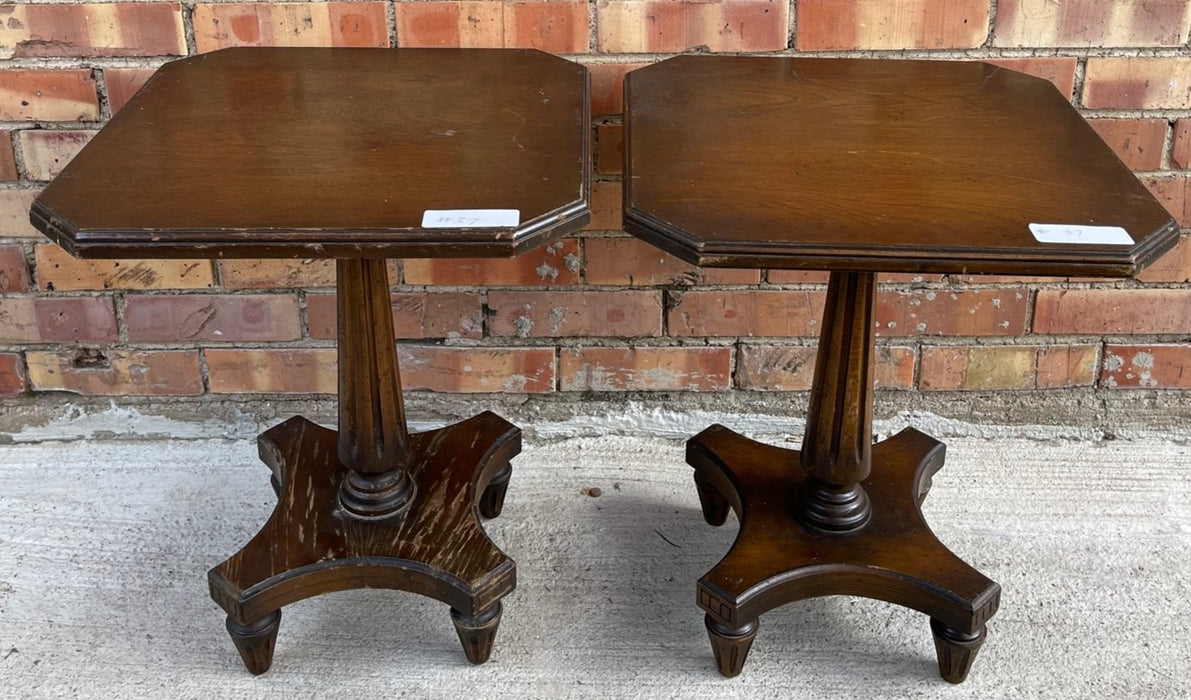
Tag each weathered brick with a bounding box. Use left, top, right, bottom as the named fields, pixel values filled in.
left=875, top=346, right=917, bottom=389
left=597, top=123, right=623, bottom=176
left=0, top=244, right=30, bottom=292
left=26, top=349, right=201, bottom=395
left=396, top=1, right=588, bottom=52
left=1174, top=118, right=1191, bottom=169
left=585, top=180, right=623, bottom=231
left=877, top=288, right=1030, bottom=337
left=36, top=244, right=214, bottom=291
left=1137, top=234, right=1191, bottom=283
left=768, top=270, right=944, bottom=285
left=218, top=259, right=335, bottom=289
left=737, top=344, right=914, bottom=391
left=0, top=3, right=185, bottom=58
left=560, top=346, right=731, bottom=391
left=597, top=0, right=787, bottom=53
left=220, top=342, right=547, bottom=392
left=1034, top=289, right=1191, bottom=335
left=1087, top=118, right=1167, bottom=171
left=880, top=272, right=946, bottom=284
left=1102, top=344, right=1191, bottom=389
left=18, top=130, right=95, bottom=181
left=0, top=297, right=117, bottom=343
left=401, top=345, right=555, bottom=392
left=985, top=58, right=1078, bottom=99
left=920, top=345, right=1036, bottom=391
left=921, top=344, right=1096, bottom=391
left=994, top=0, right=1191, bottom=48
left=767, top=270, right=831, bottom=284
left=1037, top=344, right=1099, bottom=388
left=585, top=238, right=760, bottom=286
left=0, top=190, right=41, bottom=238
left=737, top=344, right=816, bottom=390
left=587, top=61, right=645, bottom=116
left=1142, top=175, right=1190, bottom=227
left=489, top=290, right=662, bottom=337
left=0, top=352, right=26, bottom=396
left=206, top=348, right=336, bottom=394
left=396, top=0, right=501, bottom=47
left=0, top=132, right=15, bottom=181
left=103, top=67, right=156, bottom=115
left=796, top=0, right=989, bottom=50
left=1084, top=58, right=1191, bottom=110
left=125, top=294, right=301, bottom=342
left=194, top=2, right=389, bottom=51
left=306, top=292, right=483, bottom=339
left=0, top=69, right=98, bottom=121
left=949, top=273, right=1063, bottom=285
left=504, top=0, right=589, bottom=51
left=668, top=290, right=824, bottom=337
left=404, top=239, right=580, bottom=286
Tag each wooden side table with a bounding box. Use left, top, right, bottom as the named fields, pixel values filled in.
left=31, top=47, right=590, bottom=674
left=624, top=56, right=1178, bottom=683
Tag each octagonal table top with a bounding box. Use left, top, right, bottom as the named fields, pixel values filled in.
left=32, top=47, right=590, bottom=259
left=624, top=56, right=1178, bottom=277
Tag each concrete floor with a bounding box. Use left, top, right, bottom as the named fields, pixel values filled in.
left=0, top=406, right=1188, bottom=698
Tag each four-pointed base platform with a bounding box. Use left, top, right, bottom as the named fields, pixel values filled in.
left=688, top=425, right=1001, bottom=683
left=208, top=412, right=520, bottom=674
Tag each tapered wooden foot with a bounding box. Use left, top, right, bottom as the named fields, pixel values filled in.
left=931, top=618, right=987, bottom=684
left=451, top=602, right=503, bottom=664
left=689, top=425, right=999, bottom=681
left=705, top=615, right=757, bottom=678
left=226, top=610, right=281, bottom=675
left=479, top=463, right=512, bottom=519
left=209, top=412, right=520, bottom=673
left=694, top=471, right=731, bottom=526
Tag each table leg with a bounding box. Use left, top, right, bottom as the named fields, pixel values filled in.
left=208, top=258, right=519, bottom=674
left=688, top=271, right=1000, bottom=683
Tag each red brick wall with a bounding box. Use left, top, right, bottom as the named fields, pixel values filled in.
left=1, top=0, right=1190, bottom=401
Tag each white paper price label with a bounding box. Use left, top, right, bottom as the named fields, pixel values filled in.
left=421, top=209, right=520, bottom=228
left=1029, top=223, right=1134, bottom=246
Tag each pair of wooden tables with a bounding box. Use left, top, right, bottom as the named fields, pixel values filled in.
left=31, top=48, right=1177, bottom=683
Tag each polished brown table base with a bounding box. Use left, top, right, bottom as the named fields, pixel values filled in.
left=207, top=414, right=518, bottom=674
left=689, top=426, right=1000, bottom=683
left=685, top=271, right=1000, bottom=683
left=206, top=258, right=520, bottom=674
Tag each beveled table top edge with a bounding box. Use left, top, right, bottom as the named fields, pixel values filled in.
left=624, top=207, right=1180, bottom=278
left=33, top=196, right=592, bottom=260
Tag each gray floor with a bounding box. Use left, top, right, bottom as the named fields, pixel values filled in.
left=1, top=408, right=1188, bottom=699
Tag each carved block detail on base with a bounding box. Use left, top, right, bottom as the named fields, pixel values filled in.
left=687, top=424, right=1000, bottom=682
left=209, top=412, right=521, bottom=674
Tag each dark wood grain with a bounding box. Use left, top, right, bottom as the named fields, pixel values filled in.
left=796, top=271, right=876, bottom=531
left=26, top=48, right=592, bottom=674
left=31, top=48, right=590, bottom=259
left=616, top=55, right=1186, bottom=683
left=209, top=412, right=520, bottom=673
left=335, top=258, right=415, bottom=518
left=624, top=56, right=1178, bottom=276
left=689, top=425, right=999, bottom=683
